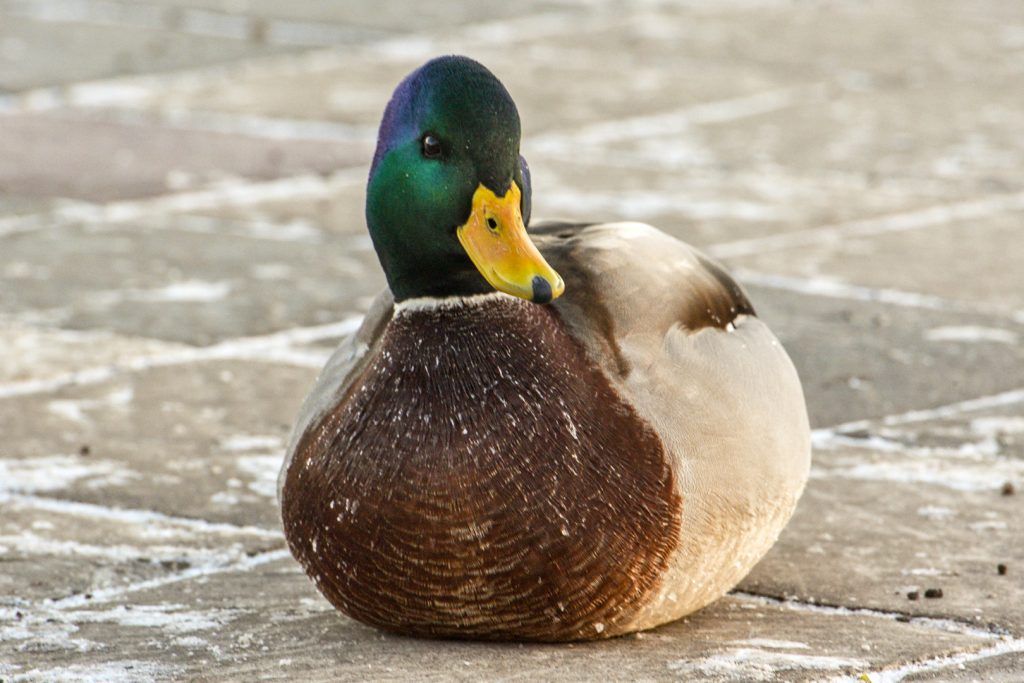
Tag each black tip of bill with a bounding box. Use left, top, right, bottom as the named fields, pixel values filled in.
left=531, top=276, right=553, bottom=304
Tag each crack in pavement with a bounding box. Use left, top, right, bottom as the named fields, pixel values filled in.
left=732, top=590, right=1011, bottom=639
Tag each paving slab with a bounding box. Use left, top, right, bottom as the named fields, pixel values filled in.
left=689, top=85, right=1024, bottom=199
left=607, top=10, right=1024, bottom=200
left=526, top=156, right=982, bottom=251
left=182, top=182, right=368, bottom=240
left=0, top=359, right=313, bottom=528
left=140, top=0, right=582, bottom=32
left=0, top=14, right=286, bottom=91
left=0, top=197, right=56, bottom=218
left=0, top=493, right=278, bottom=605
left=539, top=2, right=1023, bottom=185
left=0, top=221, right=381, bottom=343
left=728, top=210, right=1024, bottom=318
left=742, top=398, right=1024, bottom=634
left=745, top=284, right=1024, bottom=428
left=97, top=0, right=1024, bottom=145
left=109, top=8, right=822, bottom=133
left=0, top=557, right=992, bottom=681
left=0, top=322, right=186, bottom=384
left=0, top=110, right=370, bottom=201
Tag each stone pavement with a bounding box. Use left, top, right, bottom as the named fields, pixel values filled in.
left=1, top=0, right=1023, bottom=680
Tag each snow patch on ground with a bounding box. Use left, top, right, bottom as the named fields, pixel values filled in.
left=925, top=325, right=1019, bottom=345
left=812, top=459, right=1024, bottom=492
left=126, top=280, right=232, bottom=303
left=667, top=648, right=867, bottom=680
left=0, top=455, right=138, bottom=494
left=219, top=434, right=283, bottom=452
left=236, top=455, right=282, bottom=498
left=901, top=567, right=946, bottom=576
left=0, top=530, right=250, bottom=566
left=540, top=189, right=784, bottom=222
left=729, top=638, right=810, bottom=650
left=62, top=603, right=238, bottom=634
left=171, top=635, right=209, bottom=649
left=0, top=615, right=92, bottom=655
left=8, top=660, right=183, bottom=682
left=970, top=416, right=1024, bottom=436
left=89, top=280, right=231, bottom=306
left=47, top=387, right=134, bottom=423
left=917, top=506, right=956, bottom=520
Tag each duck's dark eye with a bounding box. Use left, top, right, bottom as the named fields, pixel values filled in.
left=421, top=134, right=442, bottom=159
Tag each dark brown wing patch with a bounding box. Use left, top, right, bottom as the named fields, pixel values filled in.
left=669, top=252, right=757, bottom=332
left=694, top=253, right=756, bottom=322
left=281, top=297, right=681, bottom=642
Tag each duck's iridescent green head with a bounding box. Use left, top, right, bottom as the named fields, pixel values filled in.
left=366, top=55, right=563, bottom=303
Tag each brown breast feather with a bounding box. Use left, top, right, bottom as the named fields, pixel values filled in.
left=281, top=296, right=681, bottom=641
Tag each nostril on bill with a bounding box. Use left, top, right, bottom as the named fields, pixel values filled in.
left=531, top=276, right=553, bottom=304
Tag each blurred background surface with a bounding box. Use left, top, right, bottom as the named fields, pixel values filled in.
left=1, top=1, right=1023, bottom=680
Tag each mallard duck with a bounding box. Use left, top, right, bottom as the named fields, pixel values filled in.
left=279, top=55, right=810, bottom=642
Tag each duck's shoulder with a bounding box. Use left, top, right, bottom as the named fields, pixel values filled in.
left=533, top=220, right=755, bottom=378
left=277, top=290, right=394, bottom=502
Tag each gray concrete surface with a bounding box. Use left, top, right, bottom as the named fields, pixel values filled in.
left=1, top=0, right=1023, bottom=680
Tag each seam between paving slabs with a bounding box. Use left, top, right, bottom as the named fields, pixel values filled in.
left=732, top=268, right=1024, bottom=325
left=0, top=548, right=289, bottom=617
left=0, top=0, right=398, bottom=48
left=853, top=637, right=1024, bottom=683
left=707, top=190, right=1024, bottom=260
left=0, top=315, right=362, bottom=400
left=48, top=548, right=291, bottom=611
left=731, top=594, right=1024, bottom=681
left=732, top=591, right=1011, bottom=639
left=1, top=491, right=283, bottom=540
left=0, top=167, right=367, bottom=239
left=818, top=387, right=1024, bottom=442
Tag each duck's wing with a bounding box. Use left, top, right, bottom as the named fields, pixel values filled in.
left=277, top=290, right=395, bottom=502
left=533, top=220, right=756, bottom=381
left=534, top=220, right=807, bottom=456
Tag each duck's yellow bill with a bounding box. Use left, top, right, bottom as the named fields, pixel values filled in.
left=456, top=182, right=564, bottom=304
